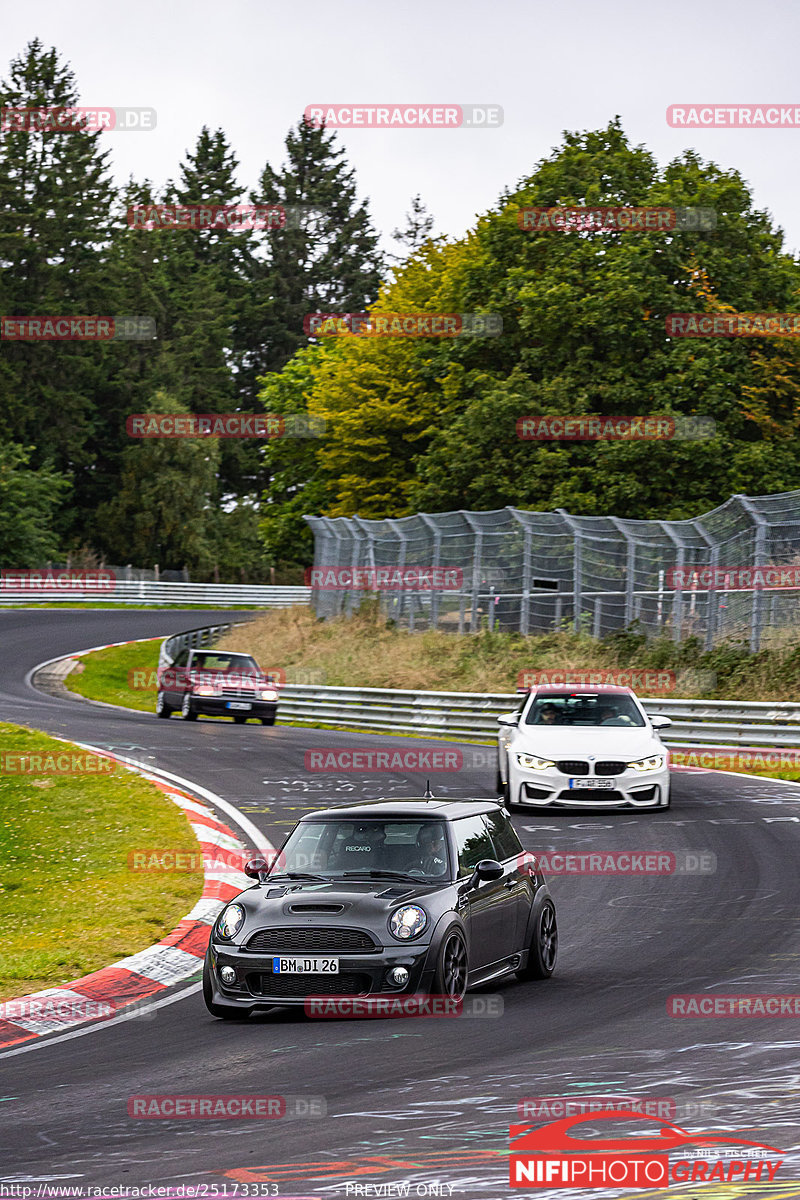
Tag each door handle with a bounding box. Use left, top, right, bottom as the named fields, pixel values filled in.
left=504, top=878, right=517, bottom=889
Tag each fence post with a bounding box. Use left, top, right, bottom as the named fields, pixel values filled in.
left=463, top=513, right=483, bottom=632
left=556, top=509, right=583, bottom=633
left=420, top=513, right=441, bottom=631
left=735, top=495, right=769, bottom=653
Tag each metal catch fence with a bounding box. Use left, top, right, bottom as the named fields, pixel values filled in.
left=305, top=491, right=800, bottom=651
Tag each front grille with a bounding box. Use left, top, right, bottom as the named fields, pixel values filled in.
left=595, top=761, right=627, bottom=776
left=248, top=971, right=372, bottom=998
left=557, top=789, right=626, bottom=804
left=556, top=760, right=589, bottom=775
left=220, top=686, right=258, bottom=698
left=245, top=927, right=378, bottom=953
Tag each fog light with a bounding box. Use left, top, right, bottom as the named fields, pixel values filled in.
left=389, top=967, right=409, bottom=987
left=219, top=966, right=236, bottom=985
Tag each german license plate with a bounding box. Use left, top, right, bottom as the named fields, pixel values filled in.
left=227, top=701, right=252, bottom=710
left=569, top=778, right=615, bottom=789
left=272, top=957, right=339, bottom=974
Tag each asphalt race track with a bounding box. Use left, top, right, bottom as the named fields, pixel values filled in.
left=1, top=609, right=799, bottom=1195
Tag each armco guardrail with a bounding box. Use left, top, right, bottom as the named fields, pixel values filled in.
left=273, top=685, right=800, bottom=749
left=150, top=622, right=800, bottom=750
left=159, top=623, right=238, bottom=673
left=0, top=581, right=311, bottom=606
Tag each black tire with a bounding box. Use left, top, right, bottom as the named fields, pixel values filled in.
left=155, top=691, right=172, bottom=719
left=260, top=715, right=276, bottom=726
left=202, top=951, right=246, bottom=1020
left=233, top=714, right=247, bottom=724
left=517, top=899, right=558, bottom=980
left=432, top=927, right=468, bottom=999
left=181, top=694, right=197, bottom=722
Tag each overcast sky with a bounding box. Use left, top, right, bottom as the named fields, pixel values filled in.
left=5, top=0, right=800, bottom=257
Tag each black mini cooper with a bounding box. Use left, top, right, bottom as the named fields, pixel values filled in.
left=203, top=797, right=557, bottom=1018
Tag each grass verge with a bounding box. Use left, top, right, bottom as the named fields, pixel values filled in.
left=0, top=723, right=204, bottom=1001
left=64, top=640, right=161, bottom=712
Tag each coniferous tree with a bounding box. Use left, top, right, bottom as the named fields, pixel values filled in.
left=0, top=40, right=117, bottom=543
left=238, top=117, right=384, bottom=400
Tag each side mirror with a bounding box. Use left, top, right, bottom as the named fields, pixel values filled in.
left=497, top=712, right=520, bottom=727
left=244, top=857, right=269, bottom=879
left=459, top=858, right=505, bottom=894
left=650, top=716, right=672, bottom=730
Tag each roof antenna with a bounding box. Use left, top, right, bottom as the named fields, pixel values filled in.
left=424, top=779, right=434, bottom=799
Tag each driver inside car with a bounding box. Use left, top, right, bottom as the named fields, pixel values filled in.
left=415, top=824, right=449, bottom=877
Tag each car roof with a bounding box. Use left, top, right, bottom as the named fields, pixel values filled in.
left=298, top=798, right=505, bottom=822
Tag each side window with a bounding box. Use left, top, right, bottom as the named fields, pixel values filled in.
left=172, top=649, right=189, bottom=668
left=484, top=810, right=523, bottom=860
left=453, top=815, right=495, bottom=876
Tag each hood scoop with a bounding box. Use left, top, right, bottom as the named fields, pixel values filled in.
left=264, top=887, right=288, bottom=898
left=375, top=886, right=415, bottom=899
left=287, top=902, right=345, bottom=913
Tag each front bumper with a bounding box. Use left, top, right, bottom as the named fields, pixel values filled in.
left=189, top=697, right=278, bottom=719
left=510, top=764, right=670, bottom=809
left=207, top=941, right=437, bottom=1009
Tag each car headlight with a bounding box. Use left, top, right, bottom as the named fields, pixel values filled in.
left=194, top=684, right=218, bottom=697
left=217, top=903, right=245, bottom=938
left=627, top=754, right=665, bottom=772
left=389, top=905, right=428, bottom=941
left=260, top=689, right=278, bottom=701
left=516, top=753, right=556, bottom=770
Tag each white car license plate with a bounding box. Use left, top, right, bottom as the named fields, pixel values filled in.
left=272, top=957, right=339, bottom=974
left=227, top=701, right=252, bottom=710
left=569, top=778, right=616, bottom=789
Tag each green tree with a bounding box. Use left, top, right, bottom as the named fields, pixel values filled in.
left=0, top=40, right=118, bottom=542
left=96, top=393, right=220, bottom=572
left=0, top=444, right=67, bottom=567
left=238, top=117, right=384, bottom=400
left=271, top=120, right=800, bottom=523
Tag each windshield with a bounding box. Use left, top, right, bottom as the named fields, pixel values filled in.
left=525, top=692, right=645, bottom=727
left=191, top=652, right=260, bottom=675
left=270, top=819, right=451, bottom=881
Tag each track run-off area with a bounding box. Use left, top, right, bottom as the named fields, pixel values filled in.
left=1, top=608, right=799, bottom=1198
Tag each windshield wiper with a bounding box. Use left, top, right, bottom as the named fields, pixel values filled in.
left=340, top=870, right=425, bottom=882
left=266, top=871, right=332, bottom=882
